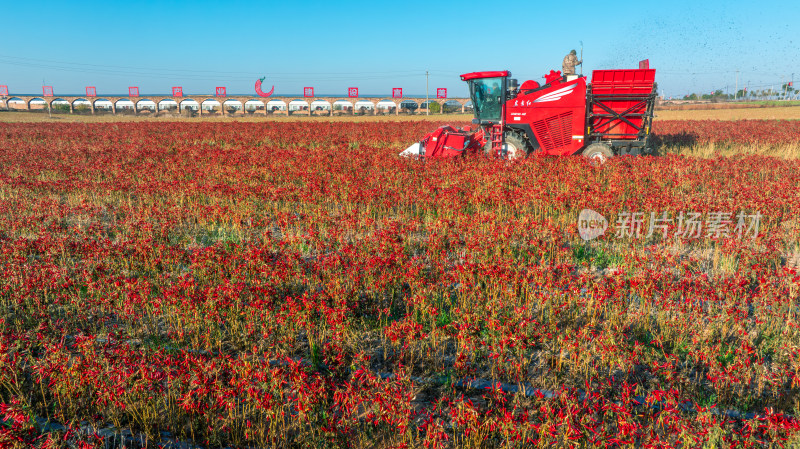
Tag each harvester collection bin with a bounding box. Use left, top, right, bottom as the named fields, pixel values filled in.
left=587, top=69, right=656, bottom=141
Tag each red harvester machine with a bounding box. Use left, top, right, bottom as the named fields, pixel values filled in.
left=401, top=68, right=657, bottom=162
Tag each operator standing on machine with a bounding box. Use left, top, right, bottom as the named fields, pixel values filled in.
left=562, top=50, right=582, bottom=76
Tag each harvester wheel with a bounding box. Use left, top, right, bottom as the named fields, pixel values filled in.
left=503, top=133, right=529, bottom=159
left=582, top=143, right=613, bottom=164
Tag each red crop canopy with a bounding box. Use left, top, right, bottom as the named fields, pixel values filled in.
left=460, top=71, right=510, bottom=81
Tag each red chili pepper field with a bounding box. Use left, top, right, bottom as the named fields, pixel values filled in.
left=1, top=120, right=800, bottom=448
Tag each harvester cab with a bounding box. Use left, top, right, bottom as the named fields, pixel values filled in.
left=465, top=72, right=507, bottom=126
left=462, top=71, right=517, bottom=157
left=400, top=66, right=657, bottom=162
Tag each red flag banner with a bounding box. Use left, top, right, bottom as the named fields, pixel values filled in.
left=304, top=87, right=314, bottom=97
left=639, top=59, right=650, bottom=70
left=348, top=87, right=358, bottom=98
left=215, top=87, right=226, bottom=97
left=43, top=86, right=54, bottom=97
left=86, top=86, right=96, bottom=97
left=392, top=88, right=402, bottom=99
left=172, top=87, right=183, bottom=97
left=128, top=87, right=139, bottom=97
left=436, top=88, right=447, bottom=99
left=0, top=85, right=8, bottom=96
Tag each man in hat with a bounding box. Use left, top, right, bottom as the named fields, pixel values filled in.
left=562, top=50, right=582, bottom=76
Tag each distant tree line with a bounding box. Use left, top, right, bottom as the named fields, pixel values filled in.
left=682, top=83, right=797, bottom=101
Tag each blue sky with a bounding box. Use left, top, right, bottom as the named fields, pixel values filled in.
left=0, top=0, right=797, bottom=98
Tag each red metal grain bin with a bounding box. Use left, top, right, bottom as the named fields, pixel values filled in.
left=589, top=69, right=656, bottom=139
